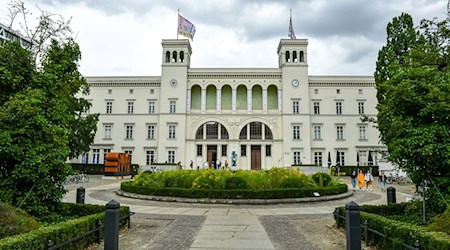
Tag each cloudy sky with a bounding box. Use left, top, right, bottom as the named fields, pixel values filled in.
left=1, top=0, right=448, bottom=77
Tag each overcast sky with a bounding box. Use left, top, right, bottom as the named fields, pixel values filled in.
left=1, top=0, right=448, bottom=77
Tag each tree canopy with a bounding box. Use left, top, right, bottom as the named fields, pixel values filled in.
left=0, top=11, right=98, bottom=217
left=374, top=12, right=450, bottom=193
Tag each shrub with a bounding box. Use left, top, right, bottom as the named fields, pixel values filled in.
left=0, top=202, right=39, bottom=239
left=312, top=172, right=331, bottom=186
left=428, top=207, right=450, bottom=235
left=225, top=176, right=248, bottom=189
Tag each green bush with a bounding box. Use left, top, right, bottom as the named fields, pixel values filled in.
left=312, top=172, right=331, bottom=186
left=0, top=202, right=40, bottom=239
left=428, top=207, right=450, bottom=235
left=121, top=181, right=347, bottom=199
left=225, top=176, right=248, bottom=189
left=0, top=203, right=130, bottom=250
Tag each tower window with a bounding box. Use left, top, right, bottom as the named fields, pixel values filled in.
left=172, top=51, right=177, bottom=62
left=285, top=51, right=290, bottom=63
left=300, top=51, right=304, bottom=62
left=179, top=51, right=184, bottom=62
left=293, top=51, right=298, bottom=62
left=165, top=51, right=170, bottom=63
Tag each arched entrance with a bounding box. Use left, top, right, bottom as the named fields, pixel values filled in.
left=239, top=122, right=273, bottom=170
left=195, top=121, right=229, bottom=168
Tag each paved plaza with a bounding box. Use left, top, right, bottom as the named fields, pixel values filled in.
left=64, top=176, right=416, bottom=250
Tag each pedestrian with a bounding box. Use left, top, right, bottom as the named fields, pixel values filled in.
left=357, top=169, right=365, bottom=191
left=225, top=160, right=229, bottom=169
left=217, top=159, right=221, bottom=170
left=365, top=170, right=374, bottom=191
left=350, top=170, right=357, bottom=191
left=190, top=160, right=193, bottom=169
left=379, top=170, right=387, bottom=192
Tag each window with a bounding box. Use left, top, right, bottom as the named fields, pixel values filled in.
left=293, top=101, right=299, bottom=114
left=206, top=122, right=219, bottom=139
left=150, top=89, right=154, bottom=94
left=147, top=125, right=155, bottom=139
left=81, top=152, right=89, bottom=164
left=239, top=126, right=247, bottom=139
left=146, top=150, right=155, bottom=165
left=314, top=89, right=319, bottom=94
left=336, top=89, right=341, bottom=94
left=358, top=89, right=363, bottom=94
left=313, top=125, right=321, bottom=140
left=241, top=145, right=247, bottom=156
left=266, top=145, right=272, bottom=157
left=108, top=89, right=112, bottom=94
left=359, top=126, right=367, bottom=140
left=168, top=150, right=175, bottom=163
left=293, top=125, right=301, bottom=140
left=104, top=125, right=112, bottom=139
left=222, top=145, right=227, bottom=156
left=358, top=102, right=365, bottom=114
left=197, top=145, right=202, bottom=156
left=106, top=102, right=112, bottom=114
left=124, top=150, right=133, bottom=163
left=92, top=149, right=100, bottom=164
left=336, top=125, right=344, bottom=140
left=250, top=122, right=262, bottom=140
left=314, top=102, right=320, bottom=114
left=168, top=124, right=176, bottom=139
left=221, top=125, right=229, bottom=139
left=129, top=89, right=133, bottom=94
left=196, top=125, right=204, bottom=139
left=126, top=125, right=133, bottom=139
left=148, top=101, right=155, bottom=113
left=336, top=102, right=342, bottom=115
left=103, top=149, right=111, bottom=163
left=293, top=151, right=301, bottom=165
left=337, top=151, right=345, bottom=165
left=314, top=152, right=323, bottom=166
left=127, top=102, right=134, bottom=114
left=170, top=100, right=176, bottom=113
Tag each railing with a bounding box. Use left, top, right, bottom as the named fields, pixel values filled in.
left=46, top=212, right=135, bottom=250
left=333, top=208, right=420, bottom=250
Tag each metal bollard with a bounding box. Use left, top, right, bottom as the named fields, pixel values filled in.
left=345, top=201, right=361, bottom=250
left=76, top=187, right=85, bottom=204
left=104, top=200, right=120, bottom=250
left=387, top=186, right=396, bottom=204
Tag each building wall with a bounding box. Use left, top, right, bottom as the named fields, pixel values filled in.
left=75, top=38, right=385, bottom=169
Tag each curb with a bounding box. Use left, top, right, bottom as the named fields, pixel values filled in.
left=116, top=190, right=353, bottom=205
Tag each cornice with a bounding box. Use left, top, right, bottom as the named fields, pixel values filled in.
left=86, top=76, right=161, bottom=87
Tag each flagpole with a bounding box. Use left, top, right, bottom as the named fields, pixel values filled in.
left=177, top=9, right=179, bottom=39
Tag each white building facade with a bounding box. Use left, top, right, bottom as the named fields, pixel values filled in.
left=77, top=38, right=386, bottom=170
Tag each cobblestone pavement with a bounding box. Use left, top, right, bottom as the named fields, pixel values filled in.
left=65, top=175, right=415, bottom=250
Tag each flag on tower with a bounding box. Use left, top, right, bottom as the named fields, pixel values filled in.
left=288, top=10, right=296, bottom=39
left=178, top=14, right=196, bottom=40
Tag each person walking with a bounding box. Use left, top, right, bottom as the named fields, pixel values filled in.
left=350, top=170, right=357, bottom=191
left=379, top=170, right=387, bottom=192
left=365, top=170, right=374, bottom=191
left=357, top=169, right=365, bottom=191
left=190, top=160, right=193, bottom=169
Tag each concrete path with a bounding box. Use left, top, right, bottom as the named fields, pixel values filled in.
left=63, top=176, right=416, bottom=250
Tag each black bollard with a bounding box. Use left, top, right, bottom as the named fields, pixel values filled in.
left=104, top=200, right=120, bottom=250
left=76, top=187, right=85, bottom=204
left=345, top=201, right=361, bottom=250
left=387, top=186, right=396, bottom=204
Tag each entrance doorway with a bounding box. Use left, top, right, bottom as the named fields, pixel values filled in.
left=251, top=145, right=261, bottom=170
left=207, top=145, right=217, bottom=168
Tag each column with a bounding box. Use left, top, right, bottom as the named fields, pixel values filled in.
left=203, top=124, right=206, bottom=140
left=263, top=88, right=268, bottom=113
left=248, top=88, right=252, bottom=113
left=247, top=124, right=250, bottom=140
left=278, top=89, right=282, bottom=112
left=262, top=124, right=265, bottom=140
left=217, top=88, right=221, bottom=113
left=201, top=88, right=206, bottom=113
left=247, top=144, right=251, bottom=170
left=261, top=145, right=266, bottom=170
left=218, top=124, right=221, bottom=140
left=232, top=88, right=236, bottom=113
left=186, top=90, right=191, bottom=112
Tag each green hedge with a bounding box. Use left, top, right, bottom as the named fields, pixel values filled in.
left=335, top=205, right=450, bottom=250
left=121, top=181, right=347, bottom=199
left=332, top=165, right=380, bottom=176
left=0, top=203, right=130, bottom=250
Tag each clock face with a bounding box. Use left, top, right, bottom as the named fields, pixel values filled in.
left=170, top=79, right=177, bottom=87
left=292, top=79, right=300, bottom=87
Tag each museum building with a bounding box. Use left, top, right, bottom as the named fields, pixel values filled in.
left=75, top=37, right=386, bottom=170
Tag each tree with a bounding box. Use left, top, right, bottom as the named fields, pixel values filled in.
left=375, top=12, right=450, bottom=210
left=0, top=3, right=98, bottom=218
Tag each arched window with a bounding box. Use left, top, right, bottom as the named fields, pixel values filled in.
left=172, top=51, right=177, bottom=62
left=195, top=122, right=229, bottom=140
left=267, top=85, right=278, bottom=110
left=265, top=125, right=273, bottom=139
left=179, top=51, right=184, bottom=62
left=252, top=85, right=262, bottom=110
left=239, top=122, right=273, bottom=140
left=221, top=85, right=232, bottom=110
left=293, top=51, right=298, bottom=62
left=190, top=85, right=201, bottom=110
left=236, top=85, right=247, bottom=110
left=300, top=51, right=304, bottom=62
left=165, top=51, right=170, bottom=63
left=206, top=85, right=217, bottom=110
left=285, top=51, right=290, bottom=62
